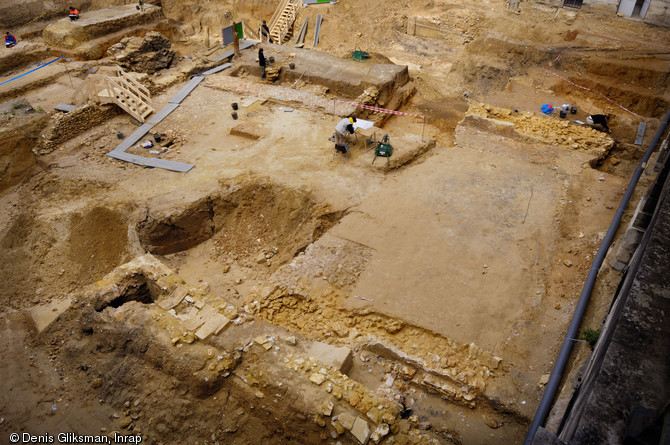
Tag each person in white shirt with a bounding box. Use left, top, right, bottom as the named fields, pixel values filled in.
left=334, top=117, right=356, bottom=144
left=333, top=116, right=356, bottom=153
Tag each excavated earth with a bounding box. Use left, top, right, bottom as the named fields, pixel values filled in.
left=0, top=0, right=669, bottom=444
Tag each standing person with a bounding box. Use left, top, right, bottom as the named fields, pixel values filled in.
left=5, top=32, right=17, bottom=48
left=334, top=116, right=356, bottom=152
left=258, top=47, right=266, bottom=80
left=260, top=20, right=273, bottom=43
left=69, top=6, right=79, bottom=20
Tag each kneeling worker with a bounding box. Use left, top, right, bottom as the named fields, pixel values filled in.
left=69, top=6, right=79, bottom=20
left=5, top=32, right=17, bottom=48
left=334, top=116, right=356, bottom=154
left=586, top=114, right=610, bottom=133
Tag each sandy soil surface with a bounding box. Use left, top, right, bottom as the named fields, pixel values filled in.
left=1, top=0, right=669, bottom=443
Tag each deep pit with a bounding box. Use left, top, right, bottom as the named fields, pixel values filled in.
left=137, top=181, right=346, bottom=266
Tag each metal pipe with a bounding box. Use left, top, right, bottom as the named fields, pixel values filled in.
left=558, top=152, right=670, bottom=441
left=524, top=108, right=670, bottom=445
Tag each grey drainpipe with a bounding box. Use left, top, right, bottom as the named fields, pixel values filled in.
left=524, top=108, right=670, bottom=445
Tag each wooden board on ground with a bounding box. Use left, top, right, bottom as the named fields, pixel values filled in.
left=634, top=121, right=647, bottom=146
left=55, top=103, right=77, bottom=112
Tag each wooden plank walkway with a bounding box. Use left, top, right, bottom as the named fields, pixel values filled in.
left=169, top=76, right=205, bottom=105
left=105, top=57, right=243, bottom=171
left=634, top=122, right=647, bottom=146
left=211, top=40, right=259, bottom=63
left=147, top=103, right=180, bottom=125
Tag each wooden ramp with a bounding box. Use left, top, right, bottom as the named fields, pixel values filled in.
left=75, top=66, right=154, bottom=122
left=269, top=0, right=300, bottom=44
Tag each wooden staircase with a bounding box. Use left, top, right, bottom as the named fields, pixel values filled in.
left=269, top=0, right=300, bottom=44
left=75, top=66, right=154, bottom=122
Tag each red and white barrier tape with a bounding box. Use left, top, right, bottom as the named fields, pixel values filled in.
left=354, top=295, right=373, bottom=301
left=585, top=31, right=669, bottom=49
left=334, top=99, right=426, bottom=120
left=545, top=69, right=645, bottom=119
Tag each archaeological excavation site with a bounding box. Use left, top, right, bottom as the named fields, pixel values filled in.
left=1, top=0, right=669, bottom=443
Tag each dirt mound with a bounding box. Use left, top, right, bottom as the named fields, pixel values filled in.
left=108, top=32, right=176, bottom=74
left=0, top=100, right=48, bottom=192
left=0, top=204, right=131, bottom=312
left=67, top=206, right=130, bottom=281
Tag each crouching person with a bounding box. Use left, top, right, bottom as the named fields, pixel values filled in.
left=333, top=116, right=356, bottom=154
left=586, top=114, right=610, bottom=133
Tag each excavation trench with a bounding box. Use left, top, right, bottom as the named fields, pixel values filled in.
left=136, top=181, right=347, bottom=269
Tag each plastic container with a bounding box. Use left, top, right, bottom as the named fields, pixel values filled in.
left=541, top=104, right=554, bottom=115
left=570, top=106, right=578, bottom=114
left=559, top=110, right=567, bottom=118
left=231, top=112, right=238, bottom=120
left=232, top=103, right=238, bottom=110
left=289, top=62, right=295, bottom=69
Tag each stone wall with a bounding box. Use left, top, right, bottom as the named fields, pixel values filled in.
left=644, top=0, right=670, bottom=26
left=532, top=0, right=670, bottom=26
left=36, top=103, right=121, bottom=155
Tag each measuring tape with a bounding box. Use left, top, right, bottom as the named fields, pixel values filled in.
left=17, top=11, right=48, bottom=30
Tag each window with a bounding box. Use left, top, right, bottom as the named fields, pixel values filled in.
left=563, top=0, right=584, bottom=8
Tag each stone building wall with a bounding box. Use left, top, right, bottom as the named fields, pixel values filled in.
left=532, top=0, right=670, bottom=27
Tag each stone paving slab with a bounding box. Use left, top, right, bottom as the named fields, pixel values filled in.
left=157, top=286, right=189, bottom=310
left=195, top=313, right=231, bottom=340
left=183, top=305, right=217, bottom=331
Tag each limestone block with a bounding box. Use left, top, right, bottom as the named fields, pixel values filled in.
left=304, top=341, right=353, bottom=374
left=337, top=412, right=356, bottom=430
left=350, top=417, right=371, bottom=445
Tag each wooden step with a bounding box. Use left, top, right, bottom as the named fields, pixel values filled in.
left=98, top=89, right=121, bottom=98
